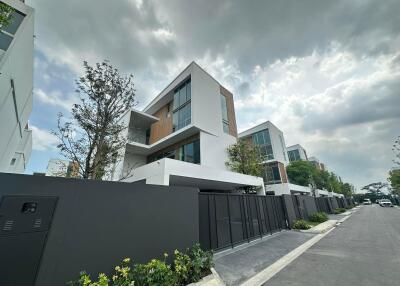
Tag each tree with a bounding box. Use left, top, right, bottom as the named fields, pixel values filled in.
left=53, top=60, right=136, bottom=180
left=286, top=160, right=315, bottom=187
left=389, top=169, right=400, bottom=196
left=0, top=2, right=13, bottom=28
left=226, top=139, right=263, bottom=177
left=393, top=136, right=400, bottom=166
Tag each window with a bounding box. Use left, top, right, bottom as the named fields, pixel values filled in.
left=173, top=79, right=191, bottom=132
left=263, top=163, right=281, bottom=184
left=220, top=94, right=229, bottom=134
left=279, top=135, right=287, bottom=161
left=148, top=139, right=200, bottom=164
left=251, top=129, right=274, bottom=160
left=0, top=8, right=25, bottom=52
left=288, top=149, right=301, bottom=162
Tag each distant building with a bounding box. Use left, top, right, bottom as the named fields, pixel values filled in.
left=46, top=159, right=79, bottom=178
left=239, top=121, right=290, bottom=193
left=286, top=144, right=308, bottom=162
left=308, top=156, right=326, bottom=171
left=0, top=0, right=34, bottom=173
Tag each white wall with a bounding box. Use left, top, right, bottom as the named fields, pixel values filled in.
left=268, top=123, right=289, bottom=165
left=0, top=0, right=34, bottom=173
left=191, top=63, right=222, bottom=136
left=200, top=131, right=236, bottom=171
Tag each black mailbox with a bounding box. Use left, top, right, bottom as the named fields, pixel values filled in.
left=0, top=196, right=58, bottom=286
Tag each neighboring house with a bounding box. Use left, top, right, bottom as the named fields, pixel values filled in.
left=238, top=121, right=290, bottom=194
left=308, top=156, right=326, bottom=171
left=287, top=144, right=308, bottom=162
left=111, top=61, right=265, bottom=193
left=0, top=0, right=34, bottom=173
left=46, top=159, right=79, bottom=178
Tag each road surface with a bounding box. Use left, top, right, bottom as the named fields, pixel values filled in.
left=264, top=204, right=400, bottom=286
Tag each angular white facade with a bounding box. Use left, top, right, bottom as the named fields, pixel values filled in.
left=287, top=144, right=308, bottom=162
left=112, top=62, right=265, bottom=193
left=0, top=0, right=34, bottom=173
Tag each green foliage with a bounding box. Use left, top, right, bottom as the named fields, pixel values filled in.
left=293, top=219, right=311, bottom=230
left=286, top=161, right=355, bottom=196
left=68, top=245, right=213, bottom=286
left=0, top=2, right=13, bottom=28
left=226, top=139, right=263, bottom=177
left=187, top=243, right=213, bottom=282
left=388, top=169, right=400, bottom=196
left=333, top=208, right=346, bottom=214
left=132, top=256, right=176, bottom=286
left=286, top=161, right=315, bottom=186
left=67, top=258, right=132, bottom=286
left=53, top=60, right=136, bottom=180
left=308, top=212, right=328, bottom=223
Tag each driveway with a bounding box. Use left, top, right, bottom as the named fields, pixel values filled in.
left=264, top=205, right=400, bottom=286
left=213, top=231, right=315, bottom=286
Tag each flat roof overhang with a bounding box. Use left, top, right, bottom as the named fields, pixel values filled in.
left=169, top=175, right=256, bottom=191
left=126, top=125, right=201, bottom=156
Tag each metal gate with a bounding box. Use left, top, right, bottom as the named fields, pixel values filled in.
left=199, top=193, right=288, bottom=251
left=0, top=195, right=58, bottom=286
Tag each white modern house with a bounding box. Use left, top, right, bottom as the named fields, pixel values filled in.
left=238, top=121, right=295, bottom=195
left=0, top=0, right=33, bottom=173
left=111, top=62, right=265, bottom=193
left=287, top=144, right=308, bottom=162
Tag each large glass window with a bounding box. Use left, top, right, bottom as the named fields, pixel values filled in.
left=173, top=79, right=191, bottom=132
left=288, top=149, right=301, bottom=162
left=251, top=129, right=274, bottom=160
left=279, top=135, right=287, bottom=161
left=0, top=7, right=25, bottom=52
left=263, top=163, right=281, bottom=184
left=220, top=94, right=229, bottom=134
left=148, top=139, right=200, bottom=164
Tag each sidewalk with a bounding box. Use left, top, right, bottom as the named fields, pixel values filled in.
left=212, top=210, right=356, bottom=286
left=213, top=231, right=315, bottom=286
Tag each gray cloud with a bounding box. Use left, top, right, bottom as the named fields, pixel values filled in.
left=26, top=0, right=400, bottom=189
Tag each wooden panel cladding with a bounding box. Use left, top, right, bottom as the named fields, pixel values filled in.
left=149, top=103, right=173, bottom=144
left=220, top=86, right=238, bottom=137
left=147, top=134, right=200, bottom=163
left=278, top=162, right=288, bottom=183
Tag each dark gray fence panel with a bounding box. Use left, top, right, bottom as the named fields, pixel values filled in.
left=0, top=173, right=199, bottom=286
left=199, top=193, right=288, bottom=250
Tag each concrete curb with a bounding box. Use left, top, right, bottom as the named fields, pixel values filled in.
left=240, top=227, right=336, bottom=286
left=300, top=219, right=337, bottom=234
left=187, top=268, right=225, bottom=286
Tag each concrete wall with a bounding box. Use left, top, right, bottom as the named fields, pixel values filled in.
left=200, top=131, right=236, bottom=171
left=0, top=173, right=199, bottom=286
left=0, top=0, right=34, bottom=173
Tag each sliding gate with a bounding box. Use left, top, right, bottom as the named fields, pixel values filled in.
left=199, top=193, right=288, bottom=251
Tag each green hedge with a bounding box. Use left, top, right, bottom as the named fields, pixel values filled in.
left=293, top=219, right=311, bottom=230
left=67, top=244, right=213, bottom=286
left=308, top=212, right=328, bottom=223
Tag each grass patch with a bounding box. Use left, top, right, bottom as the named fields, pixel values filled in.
left=293, top=219, right=324, bottom=230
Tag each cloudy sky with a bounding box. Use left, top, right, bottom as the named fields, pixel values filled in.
left=25, top=0, right=400, bottom=191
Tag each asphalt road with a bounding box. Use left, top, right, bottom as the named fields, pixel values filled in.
left=264, top=205, right=400, bottom=286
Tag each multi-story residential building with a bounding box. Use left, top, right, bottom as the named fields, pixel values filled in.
left=111, top=62, right=265, bottom=193
left=0, top=0, right=34, bottom=173
left=308, top=156, right=326, bottom=171
left=287, top=144, right=308, bottom=162
left=238, top=121, right=290, bottom=194
left=46, top=159, right=79, bottom=178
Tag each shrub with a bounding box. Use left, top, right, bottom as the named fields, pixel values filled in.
left=333, top=208, right=346, bottom=214
left=131, top=254, right=176, bottom=286
left=68, top=244, right=213, bottom=286
left=293, top=219, right=311, bottom=230
left=188, top=243, right=213, bottom=282
left=67, top=258, right=132, bottom=286
left=308, top=212, right=328, bottom=223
